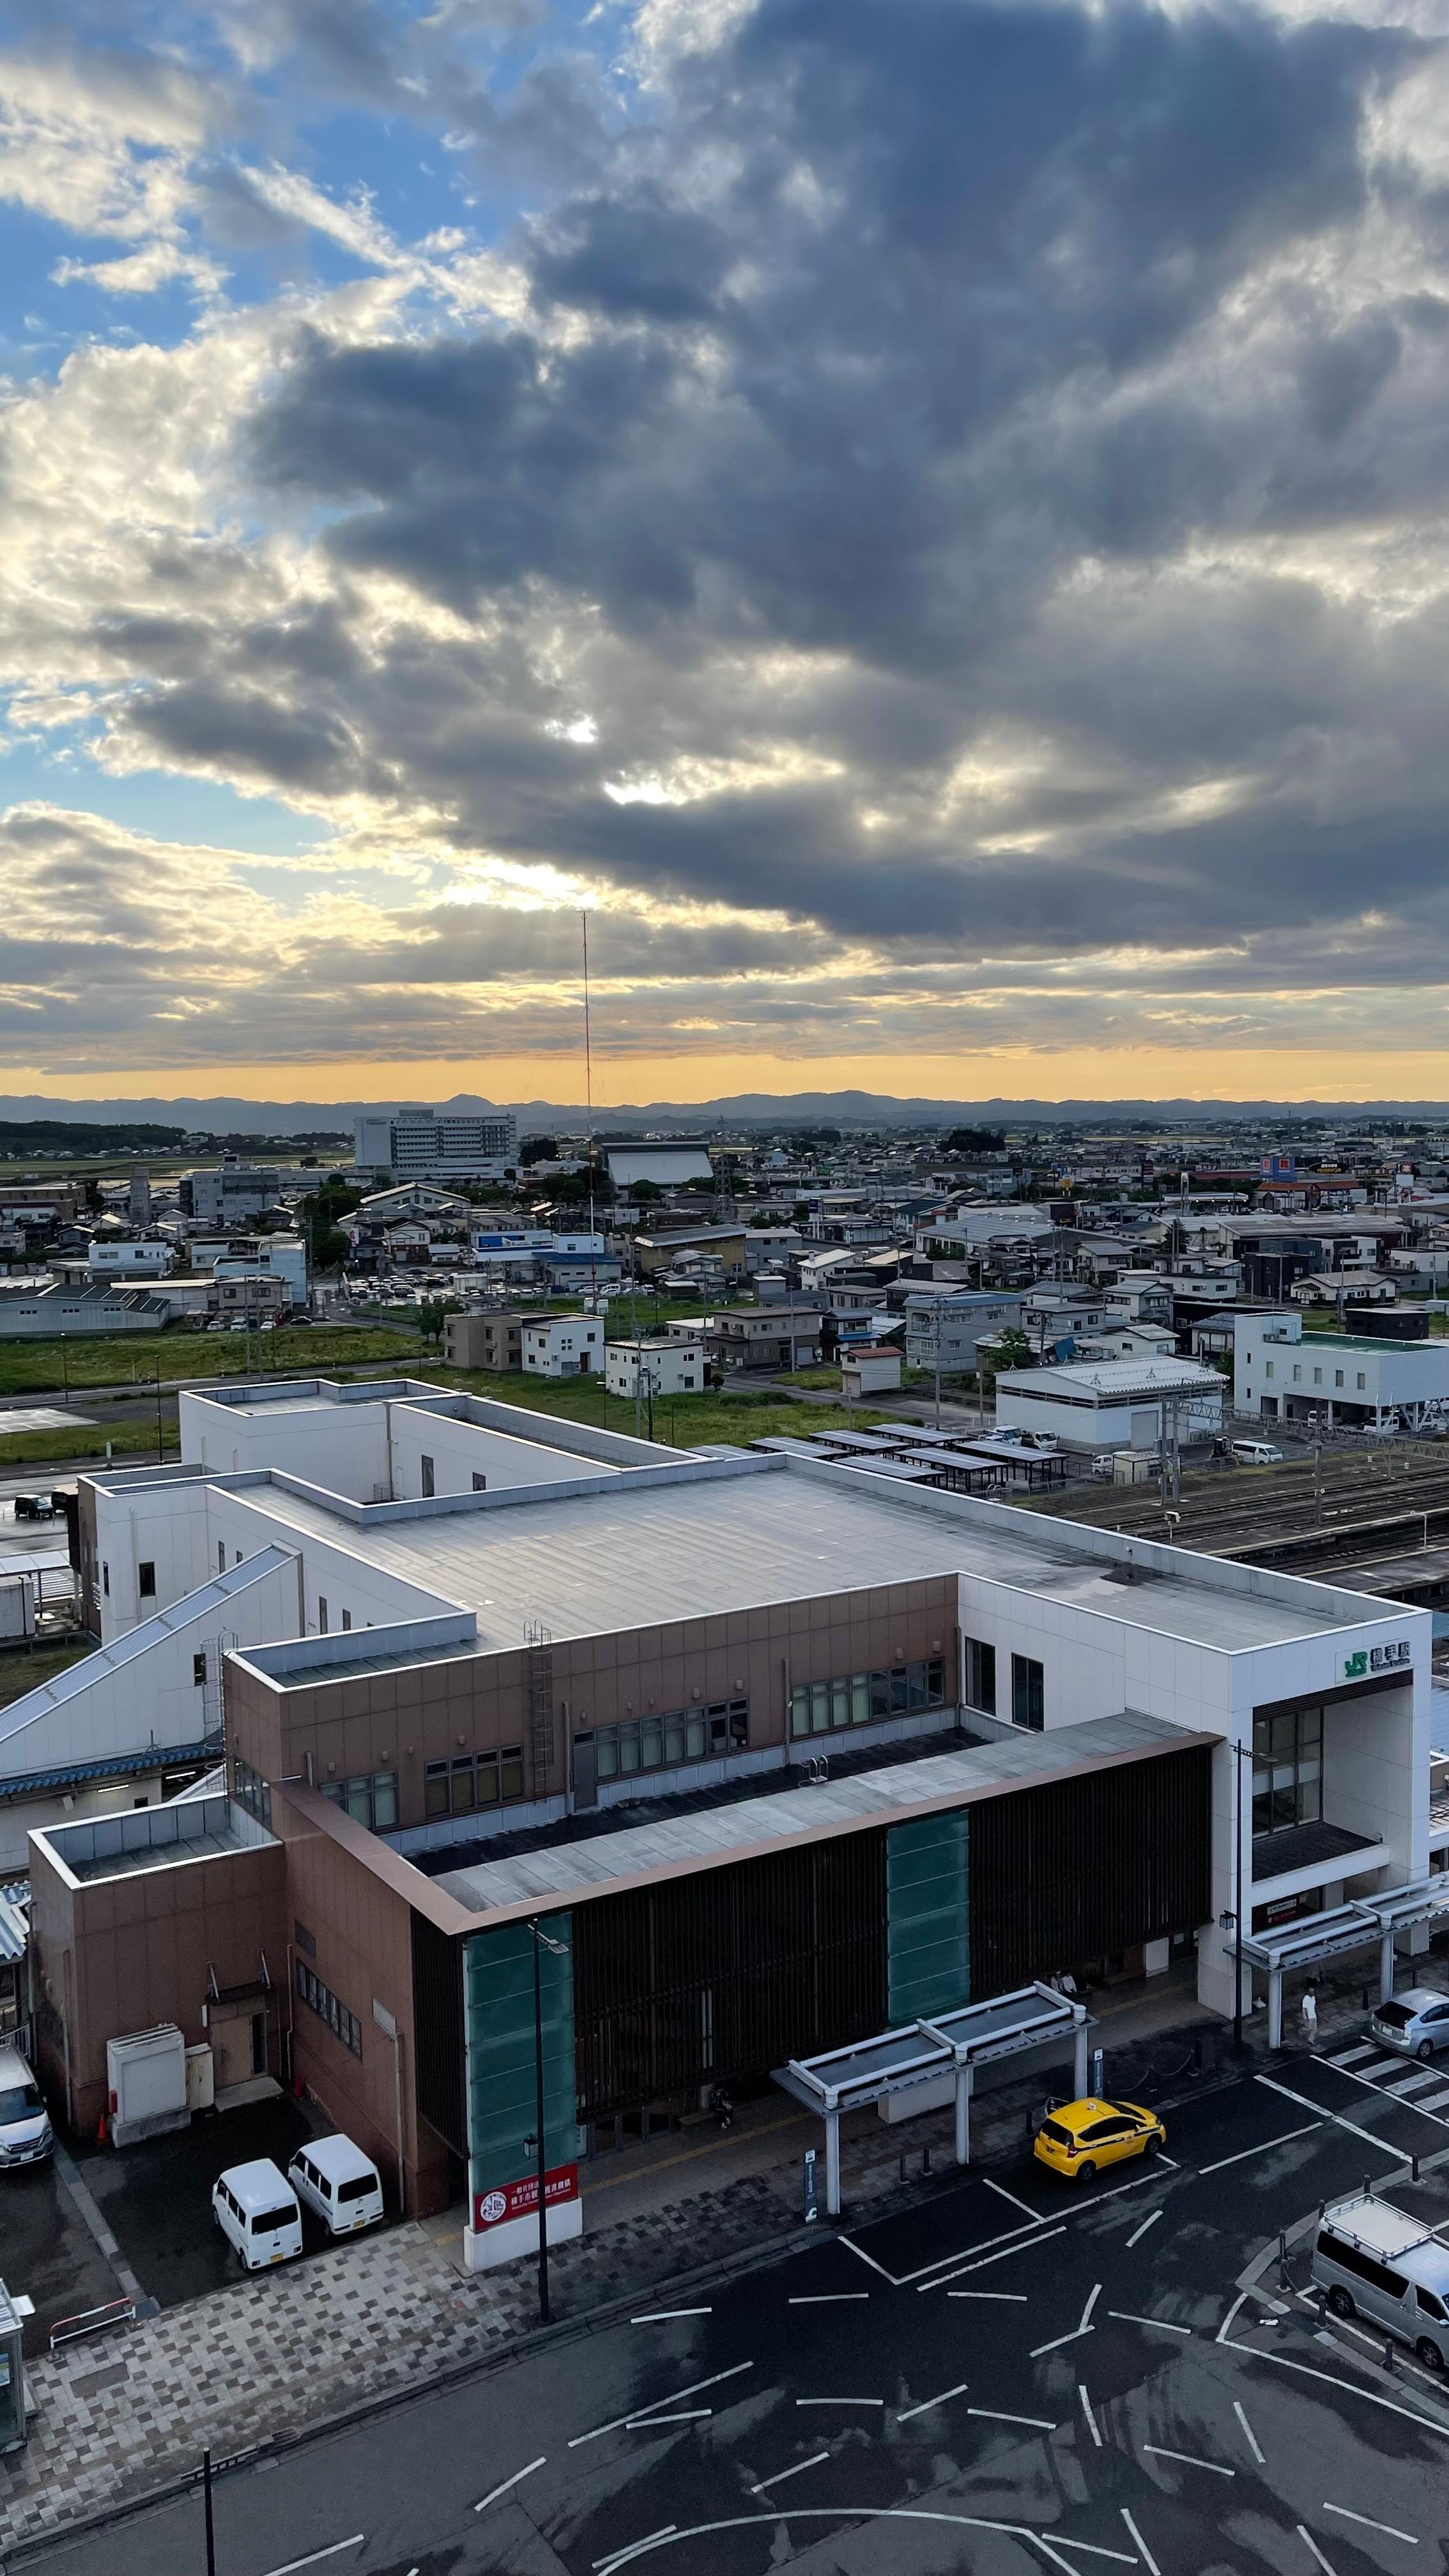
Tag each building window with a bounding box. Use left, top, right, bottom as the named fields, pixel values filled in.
left=1011, top=1654, right=1045, bottom=1731
left=421, top=1455, right=435, bottom=1498
left=102, top=1563, right=110, bottom=1597
left=583, top=1700, right=752, bottom=1777
left=1264, top=1361, right=1274, bottom=1380
left=233, top=1752, right=271, bottom=1827
left=341, top=1609, right=351, bottom=1631
left=295, top=1959, right=362, bottom=2057
left=424, top=1745, right=525, bottom=1818
left=1358, top=1372, right=1367, bottom=1390
left=193, top=1652, right=207, bottom=1687
left=1335, top=1370, right=1344, bottom=1389
left=789, top=1664, right=944, bottom=1741
left=318, top=1597, right=328, bottom=1632
left=218, top=1542, right=226, bottom=1574
left=472, top=1473, right=487, bottom=1492
left=963, top=1637, right=996, bottom=1715
left=1313, top=1367, right=1322, bottom=1386
left=295, top=1919, right=317, bottom=1958
left=1252, top=1706, right=1322, bottom=1837
left=322, top=1770, right=399, bottom=1831
left=138, top=1561, right=156, bottom=1598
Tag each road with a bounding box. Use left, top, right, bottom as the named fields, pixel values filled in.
left=19, top=2050, right=1449, bottom=2576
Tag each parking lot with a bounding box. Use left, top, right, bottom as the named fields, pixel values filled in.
left=23, top=2041, right=1449, bottom=2576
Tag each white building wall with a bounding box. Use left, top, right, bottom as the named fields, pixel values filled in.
left=93, top=1475, right=216, bottom=1639
left=180, top=1391, right=391, bottom=1499
left=388, top=1407, right=615, bottom=1500
left=604, top=1342, right=705, bottom=1400
left=203, top=1489, right=451, bottom=1637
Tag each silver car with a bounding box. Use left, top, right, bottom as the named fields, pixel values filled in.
left=1368, top=1988, right=1449, bottom=2062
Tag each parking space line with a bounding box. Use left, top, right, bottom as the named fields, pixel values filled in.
left=788, top=2294, right=870, bottom=2304
left=625, top=2411, right=711, bottom=2426
left=839, top=2236, right=898, bottom=2283
left=1107, top=2312, right=1191, bottom=2334
left=1298, top=2527, right=1337, bottom=2574
left=1121, top=2508, right=1163, bottom=2576
left=985, top=2177, right=1047, bottom=2225
left=1080, top=2284, right=1102, bottom=2331
left=1255, top=2073, right=1422, bottom=2158
left=969, top=2407, right=1057, bottom=2431
left=1031, top=2324, right=1093, bottom=2359
left=1126, top=2209, right=1162, bottom=2249
left=1323, top=2502, right=1419, bottom=2543
left=1141, top=2444, right=1234, bottom=2477
left=570, top=2361, right=753, bottom=2447
left=1078, top=2384, right=1103, bottom=2447
left=1218, top=2329, right=1449, bottom=2439
left=949, top=2290, right=1027, bottom=2301
left=1199, top=2122, right=1321, bottom=2174
left=1232, top=2400, right=1264, bottom=2465
left=261, top=2544, right=365, bottom=2576
left=795, top=2396, right=883, bottom=2407
left=749, top=2450, right=829, bottom=2494
left=632, top=2310, right=711, bottom=2322
left=475, top=2459, right=546, bottom=2513
left=928, top=2224, right=1066, bottom=2290
left=897, top=2379, right=970, bottom=2422
left=1051, top=2545, right=1135, bottom=2564
left=595, top=2526, right=677, bottom=2574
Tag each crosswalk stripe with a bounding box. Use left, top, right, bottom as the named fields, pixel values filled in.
left=1354, top=2058, right=1407, bottom=2082
left=1330, top=2045, right=1375, bottom=2067
left=1416, top=2087, right=1449, bottom=2112
left=1383, top=2070, right=1439, bottom=2096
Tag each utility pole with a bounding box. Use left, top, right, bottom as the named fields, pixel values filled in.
left=934, top=1303, right=942, bottom=1434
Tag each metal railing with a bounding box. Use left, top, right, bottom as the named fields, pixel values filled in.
left=49, top=2296, right=135, bottom=2354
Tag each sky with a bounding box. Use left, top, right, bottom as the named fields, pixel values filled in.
left=6, top=0, right=1449, bottom=1108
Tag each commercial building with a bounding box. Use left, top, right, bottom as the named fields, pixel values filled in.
left=0, top=1285, right=167, bottom=1340
left=603, top=1145, right=714, bottom=1191
left=7, top=1373, right=1430, bottom=2272
left=994, top=1356, right=1225, bottom=1452
left=179, top=1165, right=286, bottom=1227
left=1233, top=1310, right=1449, bottom=1432
left=604, top=1337, right=705, bottom=1400
left=354, top=1112, right=518, bottom=1183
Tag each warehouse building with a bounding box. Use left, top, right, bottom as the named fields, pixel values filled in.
left=13, top=1376, right=1430, bottom=2268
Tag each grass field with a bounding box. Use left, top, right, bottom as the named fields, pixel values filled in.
left=0, top=1641, right=93, bottom=1710
left=0, top=1419, right=180, bottom=1466
left=429, top=1365, right=882, bottom=1448
left=0, top=1323, right=422, bottom=1399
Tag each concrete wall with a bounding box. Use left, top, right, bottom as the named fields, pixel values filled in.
left=388, top=1403, right=616, bottom=1501
left=92, top=1474, right=215, bottom=1638
left=181, top=1390, right=390, bottom=1499
left=205, top=1488, right=447, bottom=1639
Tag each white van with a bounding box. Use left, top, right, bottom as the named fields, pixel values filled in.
left=287, top=2133, right=383, bottom=2236
left=1230, top=1439, right=1284, bottom=1466
left=1312, top=2192, right=1449, bottom=2371
left=212, top=2158, right=303, bottom=2271
left=0, top=2045, right=52, bottom=2168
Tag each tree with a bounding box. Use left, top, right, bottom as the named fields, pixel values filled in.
left=418, top=1295, right=462, bottom=1349
left=634, top=1179, right=665, bottom=1204
left=944, top=1127, right=1006, bottom=1154
left=984, top=1327, right=1034, bottom=1380
left=519, top=1136, right=558, bottom=1167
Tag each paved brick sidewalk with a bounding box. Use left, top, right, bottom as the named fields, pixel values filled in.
left=0, top=1959, right=1426, bottom=2558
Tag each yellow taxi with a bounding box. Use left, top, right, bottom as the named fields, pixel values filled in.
left=1032, top=2096, right=1165, bottom=2182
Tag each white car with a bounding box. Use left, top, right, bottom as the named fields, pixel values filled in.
left=212, top=2158, right=303, bottom=2269
left=0, top=2046, right=52, bottom=2168
left=287, top=2133, right=383, bottom=2236
left=1369, top=1988, right=1449, bottom=2062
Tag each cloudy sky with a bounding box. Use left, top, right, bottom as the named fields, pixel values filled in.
left=4, top=0, right=1449, bottom=1105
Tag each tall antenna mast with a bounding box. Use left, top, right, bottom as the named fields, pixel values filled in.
left=582, top=910, right=597, bottom=1304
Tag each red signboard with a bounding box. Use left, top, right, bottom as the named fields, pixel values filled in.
left=473, top=2162, right=579, bottom=2231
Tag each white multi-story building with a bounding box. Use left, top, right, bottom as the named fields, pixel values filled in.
left=604, top=1337, right=705, bottom=1400
left=354, top=1111, right=518, bottom=1182
left=522, top=1314, right=604, bottom=1377
left=1233, top=1310, right=1449, bottom=1431
left=87, top=1238, right=174, bottom=1277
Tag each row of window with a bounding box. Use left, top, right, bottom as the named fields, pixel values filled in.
left=962, top=1636, right=1045, bottom=1731
left=1252, top=1705, right=1322, bottom=1837
left=583, top=1701, right=749, bottom=1780
left=1263, top=1360, right=1368, bottom=1390
left=323, top=1769, right=399, bottom=1831
left=295, top=1959, right=363, bottom=2057
left=233, top=1754, right=271, bottom=1828
left=424, top=1747, right=526, bottom=1818
left=789, top=1664, right=945, bottom=1741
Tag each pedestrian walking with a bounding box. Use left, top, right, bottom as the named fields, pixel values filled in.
left=1301, top=1986, right=1318, bottom=2047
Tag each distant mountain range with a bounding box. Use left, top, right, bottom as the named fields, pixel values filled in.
left=2, top=1087, right=1449, bottom=1135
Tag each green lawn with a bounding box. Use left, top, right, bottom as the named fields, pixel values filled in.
left=427, top=1365, right=882, bottom=1449
left=0, top=1641, right=93, bottom=1710
left=0, top=1418, right=180, bottom=1466
left=0, top=1322, right=422, bottom=1399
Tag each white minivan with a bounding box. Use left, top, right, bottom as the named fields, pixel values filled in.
left=287, top=2133, right=383, bottom=2236
left=212, top=2158, right=303, bottom=2270
left=0, top=2045, right=52, bottom=2168
left=1312, top=2191, right=1449, bottom=2371
left=1230, top=1439, right=1284, bottom=1466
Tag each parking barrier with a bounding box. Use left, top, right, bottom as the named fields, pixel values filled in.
left=49, top=2297, right=135, bottom=2354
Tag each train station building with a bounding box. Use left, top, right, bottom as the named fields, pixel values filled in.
left=12, top=1376, right=1432, bottom=2267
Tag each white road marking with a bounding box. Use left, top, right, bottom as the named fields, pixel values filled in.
left=1126, top=2209, right=1162, bottom=2249
left=788, top=2294, right=869, bottom=2304
left=1255, top=2071, right=1424, bottom=2158
left=795, top=2395, right=883, bottom=2407
left=1080, top=2284, right=1103, bottom=2332
left=847, top=2207, right=1048, bottom=2290
left=556, top=2506, right=1149, bottom=2574
left=570, top=2361, right=753, bottom=2447
left=625, top=2412, right=711, bottom=2427
left=1053, top=2547, right=1137, bottom=2564
left=1298, top=2526, right=1338, bottom=2575
left=1417, top=2086, right=1449, bottom=2112
left=985, top=2175, right=1046, bottom=2224
left=1078, top=2384, right=1103, bottom=2448
left=1198, top=2121, right=1321, bottom=2175
left=1031, top=2324, right=1094, bottom=2358
left=1141, top=2443, right=1234, bottom=2478
left=259, top=2545, right=365, bottom=2576
left=1351, top=2058, right=1406, bottom=2083
left=1107, top=2312, right=1191, bottom=2335
left=898, top=2378, right=970, bottom=2422
left=1323, top=2501, right=1420, bottom=2543
left=1330, top=2044, right=1374, bottom=2067
left=949, top=2290, right=1028, bottom=2301
left=1384, top=2071, right=1440, bottom=2099
left=475, top=2458, right=546, bottom=2513
left=1218, top=2327, right=1449, bottom=2441
left=1232, top=2400, right=1264, bottom=2465
left=1120, top=2508, right=1163, bottom=2576
left=970, top=2407, right=1057, bottom=2430
left=748, top=2451, right=830, bottom=2494
left=928, top=2224, right=1067, bottom=2290
left=632, top=2310, right=712, bottom=2322
left=839, top=2235, right=896, bottom=2282
left=595, top=2527, right=677, bottom=2573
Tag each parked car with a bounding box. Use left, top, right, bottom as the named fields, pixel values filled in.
left=1033, top=2096, right=1165, bottom=2182
left=212, top=2159, right=303, bottom=2270
left=288, top=2133, right=384, bottom=2236
left=0, top=2045, right=52, bottom=2168
left=1313, top=2191, right=1449, bottom=2370
left=1368, top=1988, right=1449, bottom=2062
left=1229, top=1439, right=1284, bottom=1466
left=12, top=1494, right=56, bottom=1521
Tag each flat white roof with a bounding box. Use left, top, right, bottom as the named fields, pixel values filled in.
left=229, top=1461, right=1393, bottom=1654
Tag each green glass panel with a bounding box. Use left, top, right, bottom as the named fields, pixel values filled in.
left=463, top=1915, right=576, bottom=2190
left=886, top=1812, right=969, bottom=2024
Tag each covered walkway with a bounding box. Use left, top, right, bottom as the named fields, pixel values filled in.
left=1242, top=1873, right=1449, bottom=2044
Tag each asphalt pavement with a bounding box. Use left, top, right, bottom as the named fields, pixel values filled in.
left=19, top=2050, right=1449, bottom=2576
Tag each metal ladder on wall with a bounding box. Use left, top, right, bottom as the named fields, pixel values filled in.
left=525, top=1620, right=554, bottom=1797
